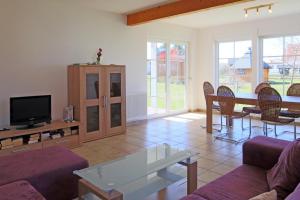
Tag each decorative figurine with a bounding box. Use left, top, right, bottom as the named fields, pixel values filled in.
left=96, top=48, right=102, bottom=64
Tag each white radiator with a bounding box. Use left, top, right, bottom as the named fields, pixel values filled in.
left=126, top=93, right=147, bottom=122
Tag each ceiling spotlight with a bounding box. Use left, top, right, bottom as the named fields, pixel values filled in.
left=243, top=3, right=274, bottom=17
left=268, top=5, right=273, bottom=13
left=245, top=9, right=248, bottom=18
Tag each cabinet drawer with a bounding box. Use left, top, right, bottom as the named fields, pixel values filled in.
left=42, top=135, right=79, bottom=149
left=0, top=143, right=42, bottom=157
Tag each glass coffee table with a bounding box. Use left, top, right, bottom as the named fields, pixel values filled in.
left=74, top=143, right=198, bottom=200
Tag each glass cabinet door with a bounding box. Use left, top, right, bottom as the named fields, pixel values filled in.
left=82, top=68, right=104, bottom=141
left=106, top=67, right=125, bottom=135
left=86, top=106, right=100, bottom=133
left=110, top=103, right=122, bottom=128
left=110, top=73, right=121, bottom=97
left=86, top=74, right=99, bottom=99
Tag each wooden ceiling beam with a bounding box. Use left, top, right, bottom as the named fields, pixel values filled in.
left=127, top=0, right=250, bottom=26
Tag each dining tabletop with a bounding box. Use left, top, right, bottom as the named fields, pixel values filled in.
left=205, top=93, right=300, bottom=133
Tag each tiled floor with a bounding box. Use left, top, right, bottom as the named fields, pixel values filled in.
left=72, top=112, right=296, bottom=200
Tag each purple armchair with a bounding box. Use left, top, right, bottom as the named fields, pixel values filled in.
left=182, top=136, right=297, bottom=200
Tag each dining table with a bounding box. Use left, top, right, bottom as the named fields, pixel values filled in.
left=206, top=93, right=300, bottom=133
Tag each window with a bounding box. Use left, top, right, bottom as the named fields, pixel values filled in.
left=218, top=40, right=252, bottom=93
left=262, top=35, right=300, bottom=95
left=147, top=41, right=188, bottom=116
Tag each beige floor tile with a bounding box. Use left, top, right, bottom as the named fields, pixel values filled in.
left=71, top=112, right=294, bottom=200
left=198, top=171, right=222, bottom=183
left=210, top=164, right=235, bottom=175
left=197, top=157, right=221, bottom=170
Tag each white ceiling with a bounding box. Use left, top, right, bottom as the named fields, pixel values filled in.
left=61, top=0, right=175, bottom=14
left=162, top=0, right=300, bottom=28
left=61, top=0, right=300, bottom=28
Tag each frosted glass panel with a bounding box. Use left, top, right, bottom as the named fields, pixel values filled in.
left=111, top=103, right=121, bottom=128
left=87, top=106, right=99, bottom=133
left=110, top=73, right=121, bottom=97
left=86, top=74, right=99, bottom=99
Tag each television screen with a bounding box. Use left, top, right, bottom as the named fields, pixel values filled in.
left=10, top=95, right=51, bottom=126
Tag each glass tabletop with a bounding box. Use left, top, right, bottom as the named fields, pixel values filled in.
left=74, top=143, right=196, bottom=199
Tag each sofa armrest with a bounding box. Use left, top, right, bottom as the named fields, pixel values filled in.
left=243, top=136, right=289, bottom=170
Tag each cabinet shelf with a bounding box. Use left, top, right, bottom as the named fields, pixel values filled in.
left=0, top=120, right=81, bottom=157
left=0, top=120, right=79, bottom=139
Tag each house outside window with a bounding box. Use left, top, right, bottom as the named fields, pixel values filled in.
left=262, top=35, right=300, bottom=95
left=217, top=40, right=252, bottom=94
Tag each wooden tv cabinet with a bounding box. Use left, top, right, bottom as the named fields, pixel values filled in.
left=0, top=120, right=81, bottom=157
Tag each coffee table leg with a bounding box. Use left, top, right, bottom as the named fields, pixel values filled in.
left=179, top=160, right=197, bottom=194
left=187, top=161, right=197, bottom=194
left=78, top=179, right=123, bottom=200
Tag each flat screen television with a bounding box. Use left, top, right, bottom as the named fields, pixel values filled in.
left=10, top=95, right=51, bottom=128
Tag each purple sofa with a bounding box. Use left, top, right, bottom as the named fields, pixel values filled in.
left=0, top=180, right=45, bottom=200
left=182, top=136, right=300, bottom=200
left=0, top=146, right=88, bottom=200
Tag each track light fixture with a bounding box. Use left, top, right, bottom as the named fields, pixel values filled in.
left=244, top=3, right=274, bottom=18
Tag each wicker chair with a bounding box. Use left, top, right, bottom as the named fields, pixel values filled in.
left=242, top=82, right=271, bottom=131
left=215, top=86, right=251, bottom=144
left=202, top=82, right=223, bottom=130
left=258, top=87, right=296, bottom=140
left=280, top=83, right=300, bottom=118
left=279, top=83, right=300, bottom=137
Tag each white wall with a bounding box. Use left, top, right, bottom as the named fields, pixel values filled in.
left=196, top=13, right=300, bottom=110
left=0, top=0, right=198, bottom=126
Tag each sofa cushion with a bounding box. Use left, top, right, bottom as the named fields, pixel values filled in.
left=0, top=180, right=45, bottom=200
left=243, top=136, right=289, bottom=170
left=285, top=182, right=300, bottom=200
left=249, top=190, right=277, bottom=200
left=267, top=139, right=300, bottom=200
left=0, top=146, right=88, bottom=200
left=188, top=165, right=269, bottom=200
left=181, top=194, right=207, bottom=200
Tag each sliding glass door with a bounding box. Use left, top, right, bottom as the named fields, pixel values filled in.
left=147, top=41, right=188, bottom=116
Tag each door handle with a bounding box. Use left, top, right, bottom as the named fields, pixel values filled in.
left=103, top=96, right=108, bottom=109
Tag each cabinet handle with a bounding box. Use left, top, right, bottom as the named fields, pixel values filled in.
left=104, top=96, right=108, bottom=109
left=12, top=147, right=30, bottom=153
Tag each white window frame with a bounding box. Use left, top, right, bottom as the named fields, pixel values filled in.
left=147, top=39, right=190, bottom=118
left=259, top=34, right=300, bottom=94
left=215, top=39, right=254, bottom=93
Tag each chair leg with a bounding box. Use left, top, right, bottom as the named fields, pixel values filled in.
left=274, top=125, right=277, bottom=137
left=218, top=115, right=223, bottom=132
left=294, top=122, right=297, bottom=140
left=265, top=123, right=268, bottom=137
left=241, top=117, right=244, bottom=130
left=248, top=116, right=252, bottom=139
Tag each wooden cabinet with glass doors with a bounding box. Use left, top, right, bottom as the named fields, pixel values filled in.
left=68, top=65, right=126, bottom=142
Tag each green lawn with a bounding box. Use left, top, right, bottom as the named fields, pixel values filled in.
left=147, top=75, right=300, bottom=113
left=147, top=77, right=185, bottom=111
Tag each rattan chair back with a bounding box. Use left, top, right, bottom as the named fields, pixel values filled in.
left=255, top=82, right=271, bottom=94
left=287, top=83, right=300, bottom=97
left=258, top=87, right=282, bottom=121
left=217, top=86, right=235, bottom=116
left=203, top=82, right=214, bottom=102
